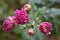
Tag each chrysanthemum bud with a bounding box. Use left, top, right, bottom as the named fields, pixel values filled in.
left=23, top=4, right=31, bottom=11
left=28, top=29, right=34, bottom=36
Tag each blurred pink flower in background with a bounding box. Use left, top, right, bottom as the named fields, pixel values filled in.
left=2, top=16, right=14, bottom=31
left=39, top=22, right=53, bottom=35
left=13, top=8, right=29, bottom=25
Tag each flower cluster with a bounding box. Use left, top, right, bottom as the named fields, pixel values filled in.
left=2, top=4, right=53, bottom=36
left=2, top=4, right=31, bottom=31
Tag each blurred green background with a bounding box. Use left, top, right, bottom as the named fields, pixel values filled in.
left=0, top=0, right=60, bottom=40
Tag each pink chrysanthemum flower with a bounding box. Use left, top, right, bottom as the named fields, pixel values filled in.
left=2, top=16, right=14, bottom=31
left=39, top=22, right=53, bottom=35
left=13, top=8, right=29, bottom=25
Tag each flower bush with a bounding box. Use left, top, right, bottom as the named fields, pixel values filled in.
left=1, top=0, right=60, bottom=40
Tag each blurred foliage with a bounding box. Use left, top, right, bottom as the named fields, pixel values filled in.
left=0, top=0, right=60, bottom=40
